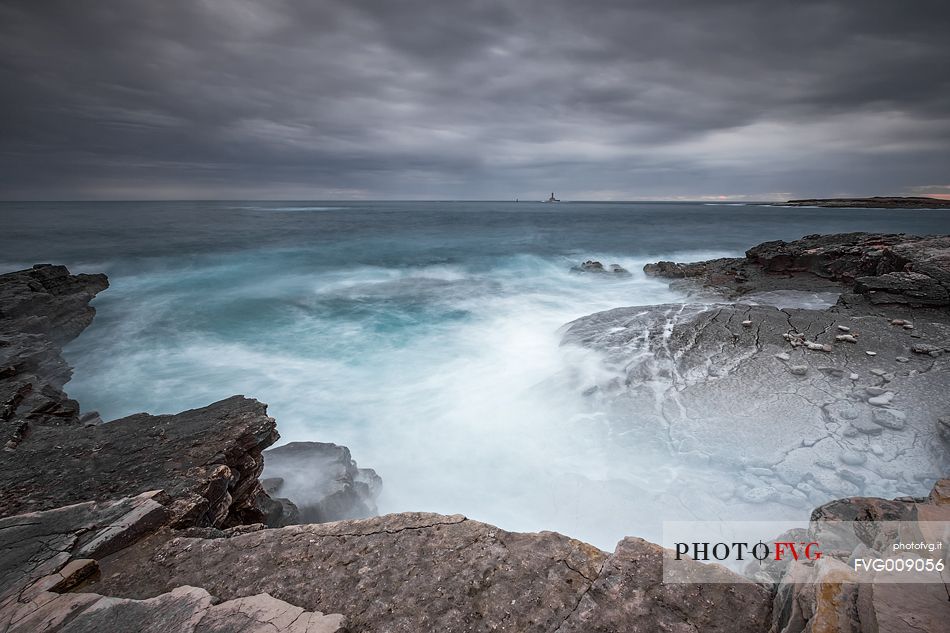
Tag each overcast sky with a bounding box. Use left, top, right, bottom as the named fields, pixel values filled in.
left=1, top=0, right=949, bottom=201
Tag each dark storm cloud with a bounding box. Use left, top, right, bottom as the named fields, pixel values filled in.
left=1, top=0, right=949, bottom=200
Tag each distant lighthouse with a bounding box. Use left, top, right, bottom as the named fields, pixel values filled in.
left=545, top=192, right=560, bottom=203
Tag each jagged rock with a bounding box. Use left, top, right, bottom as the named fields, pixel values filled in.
left=572, top=260, right=631, bottom=275
left=0, top=396, right=283, bottom=528
left=642, top=259, right=718, bottom=278
left=0, top=264, right=109, bottom=344
left=911, top=342, right=942, bottom=355
left=643, top=233, right=950, bottom=306
left=855, top=271, right=948, bottom=307
left=782, top=196, right=950, bottom=209
left=0, top=265, right=108, bottom=447
left=261, top=441, right=382, bottom=523
left=871, top=408, right=906, bottom=430
left=937, top=416, right=950, bottom=444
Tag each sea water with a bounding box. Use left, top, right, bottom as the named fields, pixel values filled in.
left=2, top=200, right=948, bottom=548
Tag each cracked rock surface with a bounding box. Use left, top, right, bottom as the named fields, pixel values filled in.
left=84, top=512, right=771, bottom=633
left=565, top=233, right=950, bottom=519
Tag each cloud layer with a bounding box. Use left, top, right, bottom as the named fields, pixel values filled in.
left=1, top=0, right=949, bottom=200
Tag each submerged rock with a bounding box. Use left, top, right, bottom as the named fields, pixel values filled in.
left=572, top=260, right=630, bottom=275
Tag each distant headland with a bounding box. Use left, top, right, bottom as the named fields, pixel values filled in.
left=781, top=196, right=950, bottom=209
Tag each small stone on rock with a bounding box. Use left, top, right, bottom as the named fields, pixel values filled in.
left=872, top=408, right=906, bottom=430
left=839, top=450, right=867, bottom=466
left=868, top=392, right=895, bottom=406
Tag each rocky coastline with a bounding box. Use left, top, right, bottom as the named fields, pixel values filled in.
left=1, top=233, right=948, bottom=631
left=779, top=197, right=950, bottom=209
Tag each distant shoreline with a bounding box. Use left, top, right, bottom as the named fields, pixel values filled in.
left=780, top=196, right=950, bottom=209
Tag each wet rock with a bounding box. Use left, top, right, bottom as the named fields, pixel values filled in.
left=938, top=416, right=950, bottom=444
left=573, top=260, right=631, bottom=275
left=839, top=450, right=867, bottom=466
left=838, top=469, right=866, bottom=488
left=872, top=408, right=906, bottom=430
left=911, top=342, right=941, bottom=355
left=642, top=259, right=715, bottom=278
left=850, top=419, right=883, bottom=435
left=260, top=441, right=382, bottom=523
left=855, top=271, right=948, bottom=307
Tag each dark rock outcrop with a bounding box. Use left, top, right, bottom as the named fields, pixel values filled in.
left=782, top=196, right=950, bottom=209
left=572, top=260, right=630, bottom=275
left=0, top=265, right=108, bottom=448
left=0, top=395, right=282, bottom=528
left=261, top=441, right=382, bottom=524
left=644, top=233, right=950, bottom=307
left=0, top=494, right=346, bottom=632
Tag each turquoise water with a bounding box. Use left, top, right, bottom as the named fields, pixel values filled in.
left=2, top=200, right=948, bottom=546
